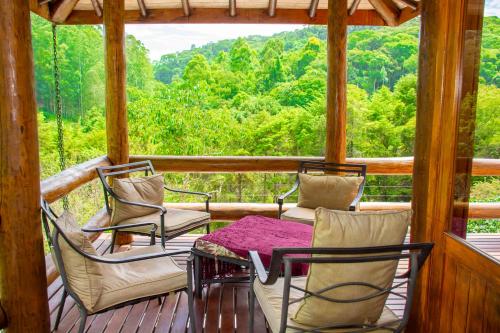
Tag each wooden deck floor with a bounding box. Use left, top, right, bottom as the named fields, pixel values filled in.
left=48, top=233, right=500, bottom=333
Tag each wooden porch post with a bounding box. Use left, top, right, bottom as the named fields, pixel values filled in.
left=0, top=0, right=50, bottom=332
left=325, top=0, right=347, bottom=163
left=104, top=0, right=129, bottom=166
left=409, top=0, right=484, bottom=331
left=104, top=0, right=131, bottom=244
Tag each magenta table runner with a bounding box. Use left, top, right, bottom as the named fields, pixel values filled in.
left=196, top=215, right=313, bottom=278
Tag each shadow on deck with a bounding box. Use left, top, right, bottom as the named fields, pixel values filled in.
left=48, top=233, right=500, bottom=333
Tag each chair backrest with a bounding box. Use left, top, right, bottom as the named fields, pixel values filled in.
left=96, top=160, right=156, bottom=214
left=41, top=200, right=104, bottom=312
left=266, top=243, right=433, bottom=332
left=297, top=161, right=367, bottom=210
left=299, top=160, right=367, bottom=177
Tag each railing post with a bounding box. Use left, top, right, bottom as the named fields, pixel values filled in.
left=325, top=0, right=347, bottom=164
left=0, top=0, right=50, bottom=331
left=104, top=0, right=132, bottom=245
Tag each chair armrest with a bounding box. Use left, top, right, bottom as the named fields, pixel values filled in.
left=276, top=179, right=299, bottom=205
left=114, top=196, right=166, bottom=214
left=349, top=178, right=366, bottom=211
left=80, top=249, right=192, bottom=265
left=164, top=186, right=212, bottom=200
left=249, top=251, right=269, bottom=284
left=81, top=222, right=158, bottom=233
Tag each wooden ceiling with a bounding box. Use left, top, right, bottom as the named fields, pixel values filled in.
left=31, top=0, right=420, bottom=26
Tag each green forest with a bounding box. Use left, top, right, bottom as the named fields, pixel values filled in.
left=31, top=14, right=499, bottom=232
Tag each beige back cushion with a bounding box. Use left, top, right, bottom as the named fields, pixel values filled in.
left=297, top=174, right=364, bottom=210
left=54, top=212, right=103, bottom=311
left=292, top=208, right=411, bottom=327
left=111, top=174, right=164, bottom=225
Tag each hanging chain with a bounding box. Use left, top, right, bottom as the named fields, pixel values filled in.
left=52, top=24, right=69, bottom=211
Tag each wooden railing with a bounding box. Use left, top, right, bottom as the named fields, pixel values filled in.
left=130, top=155, right=500, bottom=175
left=40, top=155, right=500, bottom=285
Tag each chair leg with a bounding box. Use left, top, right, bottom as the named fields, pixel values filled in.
left=205, top=223, right=210, bottom=234
left=186, top=263, right=197, bottom=333
left=249, top=263, right=255, bottom=333
left=157, top=297, right=162, bottom=305
left=53, top=288, right=68, bottom=330
left=78, top=308, right=87, bottom=333
left=110, top=230, right=117, bottom=254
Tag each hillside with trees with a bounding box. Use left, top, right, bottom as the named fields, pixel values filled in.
left=31, top=15, right=499, bottom=231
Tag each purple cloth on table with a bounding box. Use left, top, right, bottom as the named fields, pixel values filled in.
left=198, top=215, right=313, bottom=276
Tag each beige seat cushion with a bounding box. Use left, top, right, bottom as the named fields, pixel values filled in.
left=117, top=206, right=210, bottom=236
left=254, top=276, right=399, bottom=333
left=292, top=208, right=411, bottom=327
left=54, top=212, right=103, bottom=312
left=111, top=174, right=165, bottom=225
left=297, top=174, right=364, bottom=211
left=280, top=207, right=315, bottom=225
left=94, top=245, right=187, bottom=312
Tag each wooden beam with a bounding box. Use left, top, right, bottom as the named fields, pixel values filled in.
left=90, top=0, right=102, bottom=17
left=368, top=0, right=401, bottom=26
left=41, top=155, right=111, bottom=203
left=409, top=0, right=485, bottom=331
left=51, top=0, right=80, bottom=23
left=64, top=8, right=387, bottom=25
left=30, top=0, right=50, bottom=20
left=0, top=0, right=50, bottom=331
left=268, top=0, right=277, bottom=17
left=181, top=0, right=191, bottom=16
left=137, top=0, right=147, bottom=17
left=309, top=0, right=320, bottom=18
left=325, top=0, right=347, bottom=164
left=399, top=0, right=418, bottom=10
left=229, top=0, right=237, bottom=17
left=397, top=6, right=420, bottom=25
left=349, top=0, right=362, bottom=16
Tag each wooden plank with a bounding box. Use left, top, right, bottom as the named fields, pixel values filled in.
left=204, top=284, right=221, bottom=333
left=130, top=155, right=499, bottom=175
left=155, top=293, right=178, bottom=332
left=368, top=0, right=400, bottom=26
left=220, top=284, right=235, bottom=332
left=0, top=0, right=50, bottom=331
left=451, top=266, right=472, bottom=332
left=482, top=283, right=500, bottom=333
left=325, top=0, right=347, bottom=165
left=120, top=301, right=149, bottom=333
left=63, top=8, right=388, bottom=26
left=41, top=155, right=111, bottom=203
left=466, top=274, right=487, bottom=332
left=170, top=292, right=190, bottom=332
left=51, top=0, right=80, bottom=23
left=136, top=298, right=163, bottom=333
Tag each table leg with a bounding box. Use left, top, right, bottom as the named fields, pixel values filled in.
left=194, top=253, right=202, bottom=298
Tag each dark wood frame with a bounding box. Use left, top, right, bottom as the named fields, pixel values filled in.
left=249, top=243, right=433, bottom=333
left=40, top=199, right=196, bottom=333
left=96, top=160, right=212, bottom=250
left=276, top=161, right=367, bottom=218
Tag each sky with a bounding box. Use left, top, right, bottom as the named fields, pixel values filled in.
left=126, top=1, right=500, bottom=61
